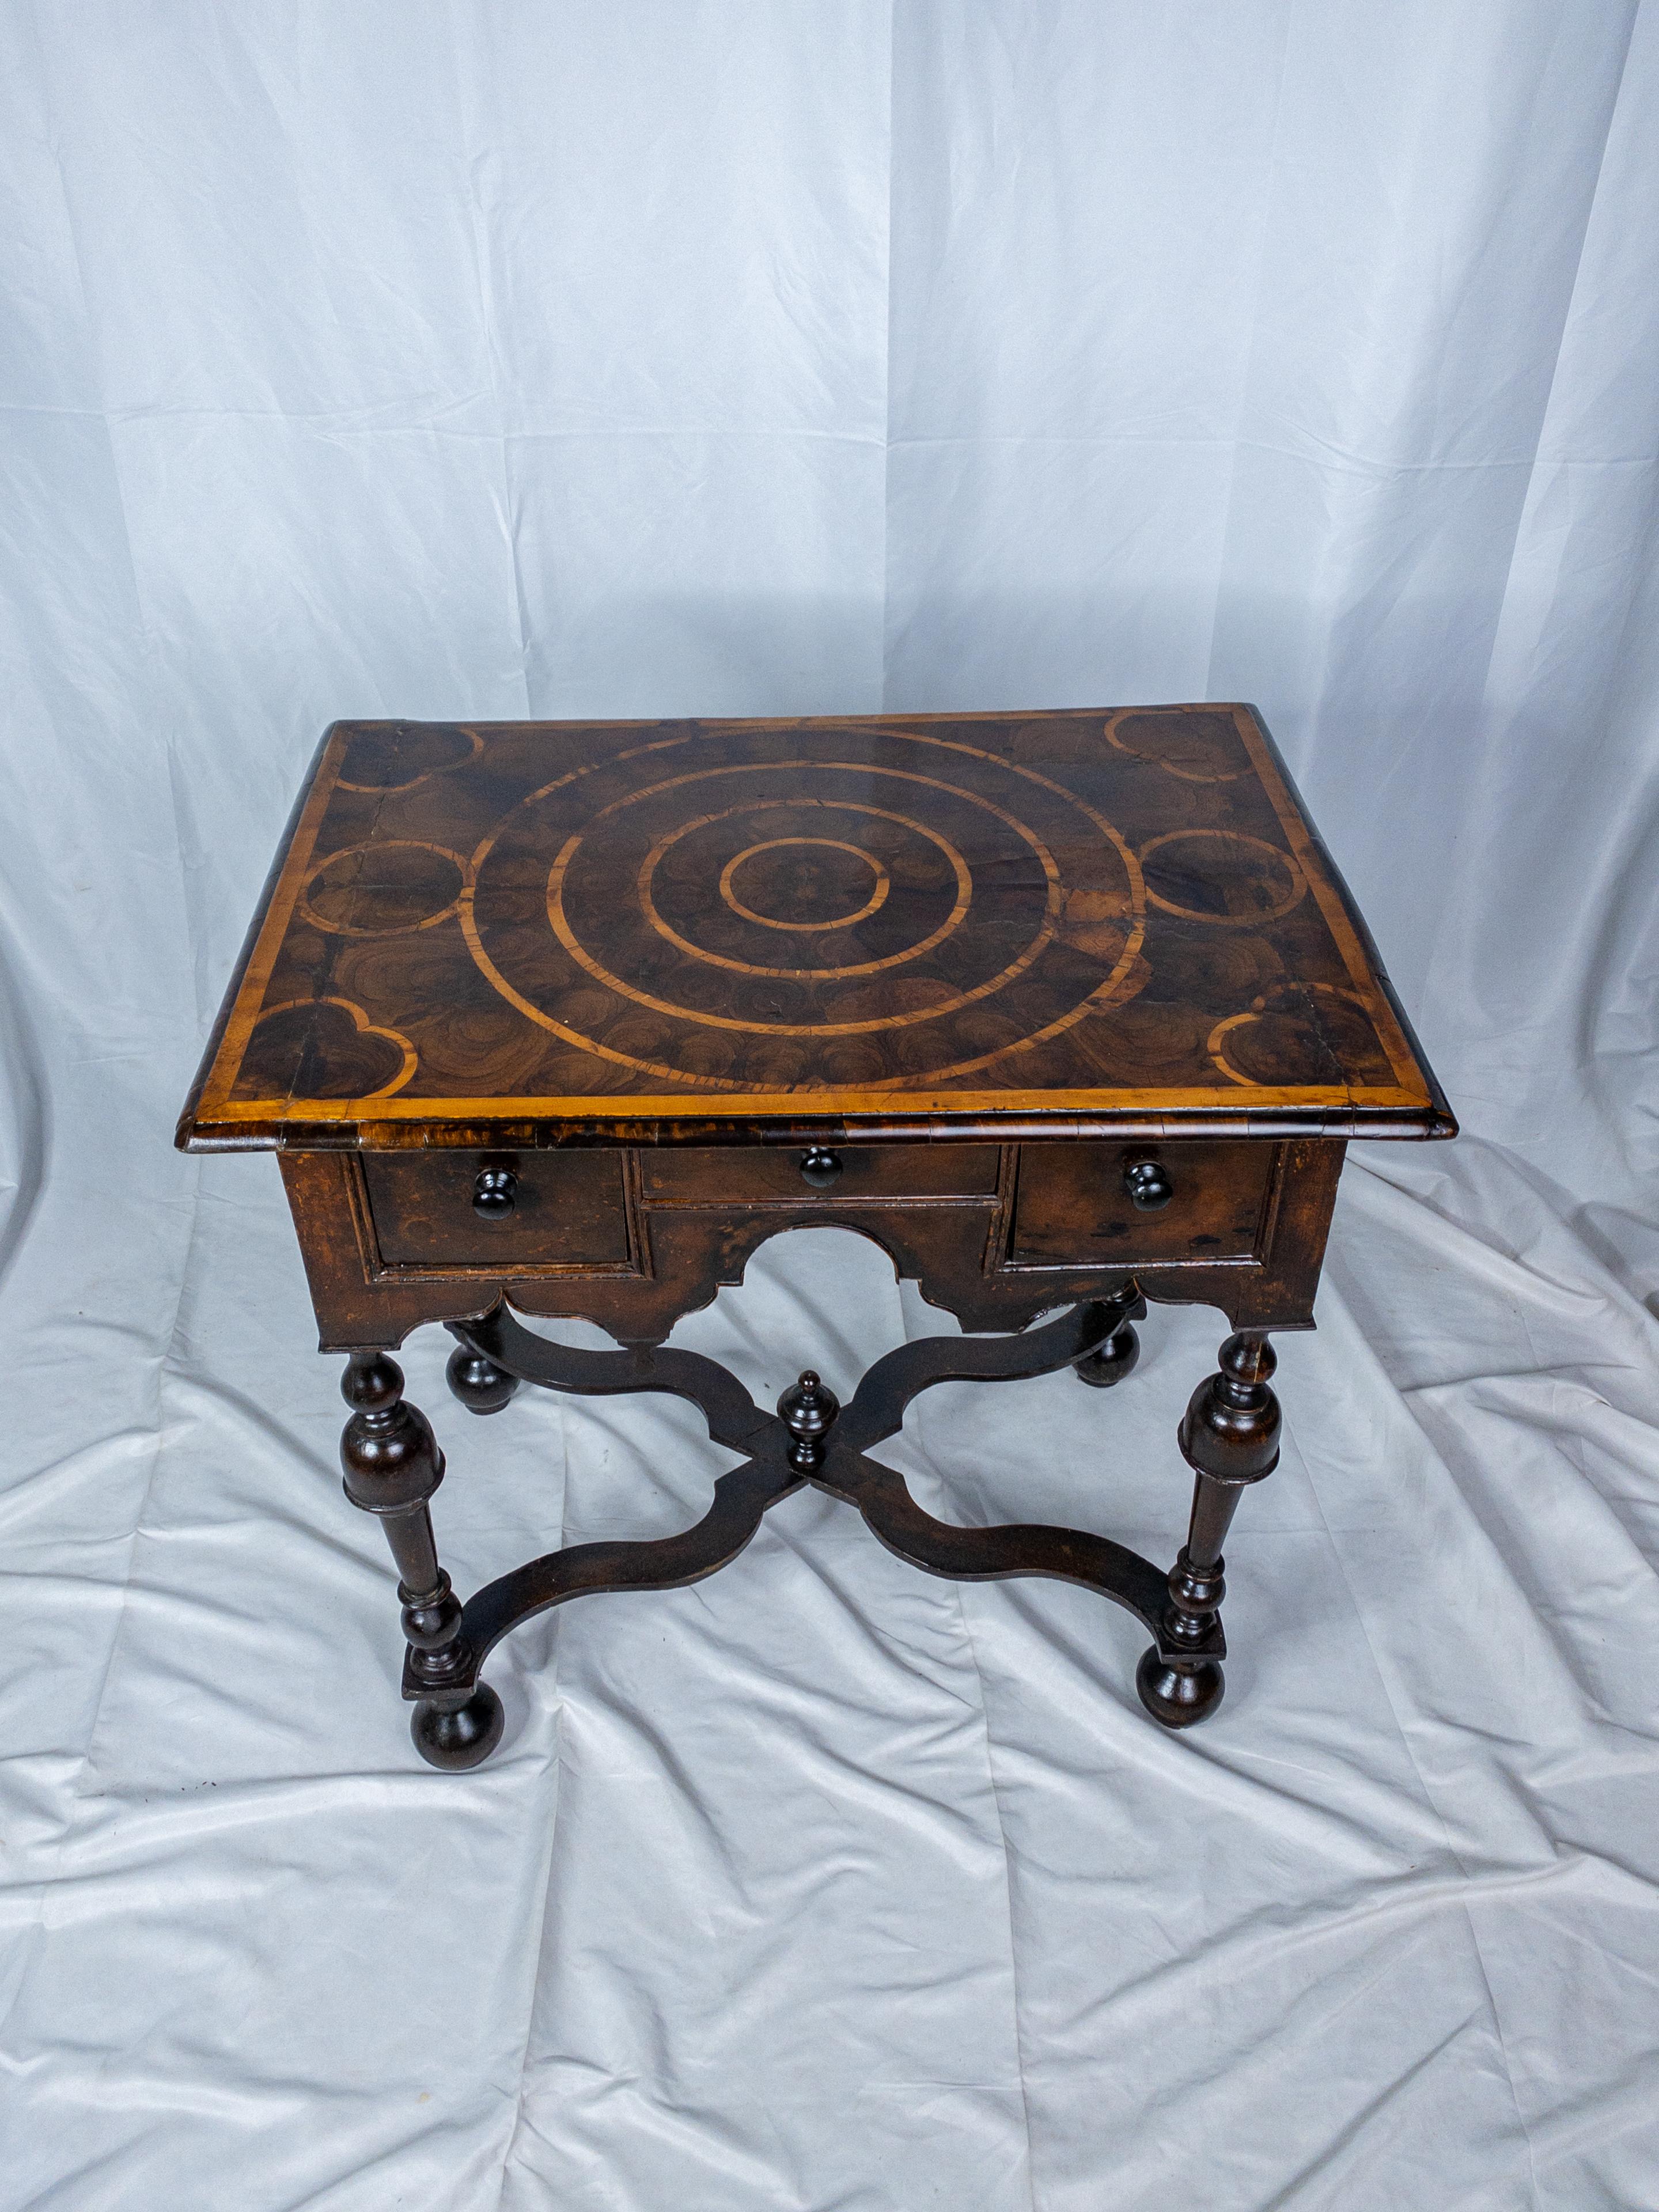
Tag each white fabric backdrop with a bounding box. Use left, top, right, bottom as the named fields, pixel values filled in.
left=3, top=5, right=1657, bottom=2206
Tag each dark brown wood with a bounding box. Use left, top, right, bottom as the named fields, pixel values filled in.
left=444, top=1342, right=520, bottom=1416
left=1135, top=1330, right=1283, bottom=1726
left=1074, top=1288, right=1146, bottom=1389
left=807, top=1293, right=1175, bottom=1636
left=429, top=1295, right=1184, bottom=1722
left=430, top=1315, right=803, bottom=1687
left=1009, top=1139, right=1276, bottom=1265
left=338, top=1349, right=503, bottom=1768
left=278, top=1135, right=1348, bottom=1351
left=639, top=1142, right=1002, bottom=1203
left=176, top=707, right=1455, bottom=1151
left=181, top=708, right=1455, bottom=1767
left=363, top=1147, right=631, bottom=1267
left=776, top=1369, right=840, bottom=1471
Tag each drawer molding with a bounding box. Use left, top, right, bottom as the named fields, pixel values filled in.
left=1002, top=1141, right=1281, bottom=1272
left=279, top=1138, right=1343, bottom=1351
left=360, top=1150, right=642, bottom=1277
left=638, top=1143, right=1003, bottom=1207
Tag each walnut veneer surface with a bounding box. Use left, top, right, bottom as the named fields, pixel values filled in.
left=177, top=704, right=1451, bottom=1147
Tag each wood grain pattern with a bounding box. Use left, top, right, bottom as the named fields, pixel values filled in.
left=637, top=1143, right=1002, bottom=1204
left=438, top=1296, right=1180, bottom=1690
left=1009, top=1140, right=1275, bottom=1265
left=362, top=1150, right=632, bottom=1268
left=192, top=711, right=1458, bottom=1764
left=278, top=1135, right=1347, bottom=1351
left=177, top=707, right=1455, bottom=1148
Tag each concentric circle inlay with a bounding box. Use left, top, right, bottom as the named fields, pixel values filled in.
left=460, top=726, right=1146, bottom=1092
left=632, top=796, right=975, bottom=983
left=194, top=706, right=1442, bottom=1135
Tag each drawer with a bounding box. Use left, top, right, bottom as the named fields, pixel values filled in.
left=1010, top=1142, right=1275, bottom=1267
left=363, top=1151, right=631, bottom=1269
left=639, top=1143, right=1002, bottom=1206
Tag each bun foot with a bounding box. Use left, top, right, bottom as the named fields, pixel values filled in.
left=411, top=1682, right=505, bottom=1770
left=446, top=1344, right=520, bottom=1416
left=1135, top=1646, right=1225, bottom=1729
left=1075, top=1320, right=1140, bottom=1389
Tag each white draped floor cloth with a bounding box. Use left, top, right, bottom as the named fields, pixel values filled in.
left=2, top=6, right=1657, bottom=2207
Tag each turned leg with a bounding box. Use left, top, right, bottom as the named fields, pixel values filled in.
left=339, top=1350, right=503, bottom=1770
left=1137, top=1331, right=1280, bottom=1729
left=1074, top=1287, right=1147, bottom=1388
left=445, top=1339, right=521, bottom=1416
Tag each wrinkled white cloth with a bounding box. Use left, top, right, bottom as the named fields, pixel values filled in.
left=2, top=5, right=1657, bottom=2208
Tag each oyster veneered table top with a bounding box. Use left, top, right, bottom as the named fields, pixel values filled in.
left=178, top=705, right=1449, bottom=1149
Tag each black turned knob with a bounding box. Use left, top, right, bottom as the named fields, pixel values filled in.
left=472, top=1166, right=517, bottom=1219
left=776, top=1368, right=840, bottom=1472
left=800, top=1146, right=843, bottom=1189
left=1124, top=1157, right=1173, bottom=1210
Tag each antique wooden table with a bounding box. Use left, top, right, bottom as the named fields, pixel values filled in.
left=177, top=706, right=1453, bottom=1768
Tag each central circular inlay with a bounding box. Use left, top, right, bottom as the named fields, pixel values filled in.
left=463, top=728, right=1146, bottom=1086
left=718, top=838, right=891, bottom=932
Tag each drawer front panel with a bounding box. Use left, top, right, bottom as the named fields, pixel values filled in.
left=363, top=1152, right=631, bottom=1269
left=1010, top=1142, right=1275, bottom=1267
left=639, top=1144, right=1002, bottom=1206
